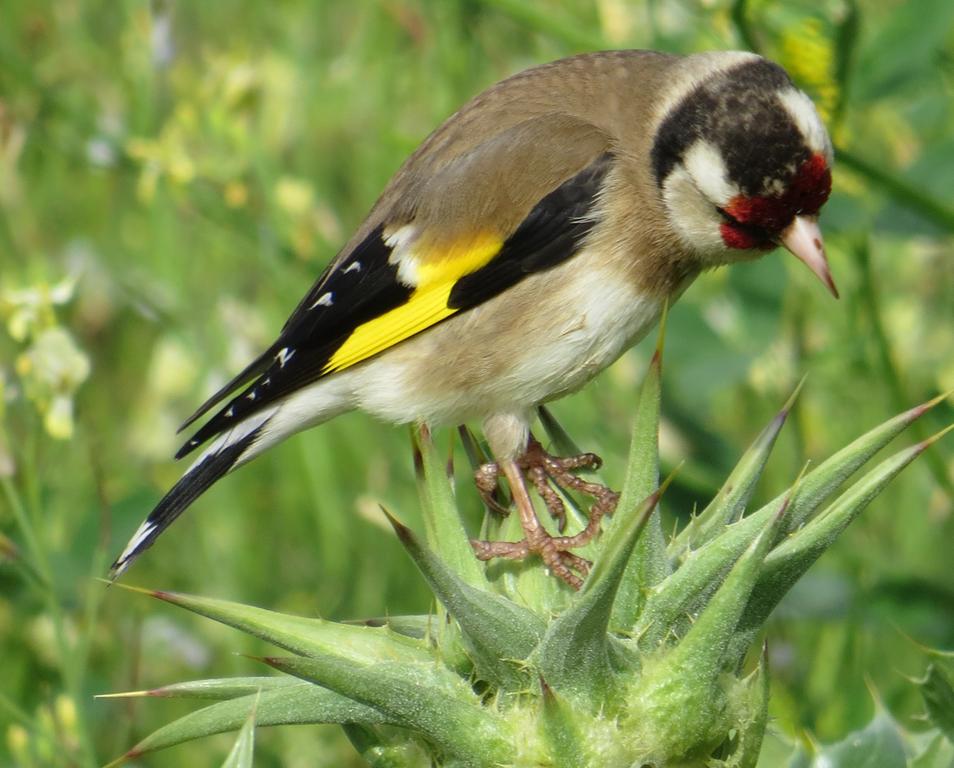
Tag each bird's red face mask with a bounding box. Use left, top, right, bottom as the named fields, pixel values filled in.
left=719, top=153, right=837, bottom=297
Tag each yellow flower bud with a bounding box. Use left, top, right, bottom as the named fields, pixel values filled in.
left=54, top=695, right=78, bottom=734
left=6, top=724, right=29, bottom=757
left=224, top=180, right=249, bottom=208
left=275, top=176, right=314, bottom=218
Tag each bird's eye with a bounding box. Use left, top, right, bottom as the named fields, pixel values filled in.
left=715, top=206, right=774, bottom=250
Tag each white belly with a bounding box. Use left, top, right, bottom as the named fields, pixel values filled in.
left=343, top=248, right=663, bottom=427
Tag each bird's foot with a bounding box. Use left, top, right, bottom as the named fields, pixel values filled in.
left=475, top=439, right=619, bottom=529
left=470, top=536, right=592, bottom=587
left=470, top=439, right=619, bottom=589
left=520, top=438, right=617, bottom=532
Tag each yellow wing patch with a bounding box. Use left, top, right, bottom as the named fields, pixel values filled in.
left=323, top=234, right=502, bottom=374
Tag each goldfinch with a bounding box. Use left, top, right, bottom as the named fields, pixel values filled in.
left=112, top=50, right=836, bottom=586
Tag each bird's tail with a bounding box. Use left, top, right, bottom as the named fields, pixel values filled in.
left=109, top=409, right=276, bottom=580
left=110, top=372, right=355, bottom=580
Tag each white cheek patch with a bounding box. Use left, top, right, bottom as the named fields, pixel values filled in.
left=682, top=139, right=738, bottom=207
left=777, top=89, right=833, bottom=162
left=661, top=165, right=726, bottom=254
left=384, top=224, right=420, bottom=286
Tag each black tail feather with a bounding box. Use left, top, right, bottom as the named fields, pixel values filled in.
left=109, top=424, right=264, bottom=579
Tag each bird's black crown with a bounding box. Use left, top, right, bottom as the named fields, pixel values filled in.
left=651, top=59, right=810, bottom=197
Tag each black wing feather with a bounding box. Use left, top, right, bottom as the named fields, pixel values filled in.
left=177, top=345, right=278, bottom=433
left=448, top=153, right=612, bottom=309
left=176, top=225, right=412, bottom=458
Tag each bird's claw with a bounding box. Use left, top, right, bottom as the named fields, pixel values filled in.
left=469, top=437, right=619, bottom=589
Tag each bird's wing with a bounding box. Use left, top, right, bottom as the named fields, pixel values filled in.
left=177, top=115, right=614, bottom=458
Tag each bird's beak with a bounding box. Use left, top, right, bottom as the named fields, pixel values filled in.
left=779, top=215, right=839, bottom=298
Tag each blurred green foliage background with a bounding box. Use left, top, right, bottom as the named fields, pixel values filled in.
left=0, top=0, right=952, bottom=765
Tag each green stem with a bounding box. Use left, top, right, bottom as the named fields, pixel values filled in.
left=0, top=687, right=36, bottom=729
left=831, top=0, right=860, bottom=131
left=730, top=0, right=761, bottom=53
left=836, top=148, right=954, bottom=233
left=1, top=477, right=48, bottom=586
left=3, top=436, right=98, bottom=767
left=76, top=446, right=112, bottom=692
left=854, top=241, right=953, bottom=496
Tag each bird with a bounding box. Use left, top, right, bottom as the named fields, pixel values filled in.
left=111, top=49, right=836, bottom=588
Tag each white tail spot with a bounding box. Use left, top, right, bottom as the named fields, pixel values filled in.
left=115, top=520, right=158, bottom=569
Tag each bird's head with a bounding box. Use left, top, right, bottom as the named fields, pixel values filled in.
left=651, top=55, right=837, bottom=297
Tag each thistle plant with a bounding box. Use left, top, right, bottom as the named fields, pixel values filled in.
left=103, top=326, right=952, bottom=767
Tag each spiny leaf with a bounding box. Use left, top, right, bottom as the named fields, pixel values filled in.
left=539, top=678, right=589, bottom=768
left=809, top=708, right=908, bottom=767
left=220, top=704, right=255, bottom=768
left=637, top=456, right=801, bottom=651
left=97, top=676, right=300, bottom=701
left=413, top=424, right=488, bottom=589
left=643, top=396, right=944, bottom=649
left=660, top=493, right=787, bottom=683
left=727, top=427, right=951, bottom=666
left=263, top=654, right=514, bottom=766
left=610, top=310, right=668, bottom=632
left=776, top=395, right=949, bottom=536
left=671, top=378, right=803, bottom=557
left=625, top=506, right=786, bottom=763
left=110, top=685, right=388, bottom=763
left=346, top=614, right=431, bottom=640
left=919, top=664, right=954, bottom=743
left=636, top=525, right=748, bottom=651
left=536, top=480, right=665, bottom=709
left=134, top=587, right=431, bottom=664
left=342, top=724, right=432, bottom=768
left=732, top=647, right=770, bottom=768
left=617, top=307, right=666, bottom=514
left=384, top=508, right=545, bottom=690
